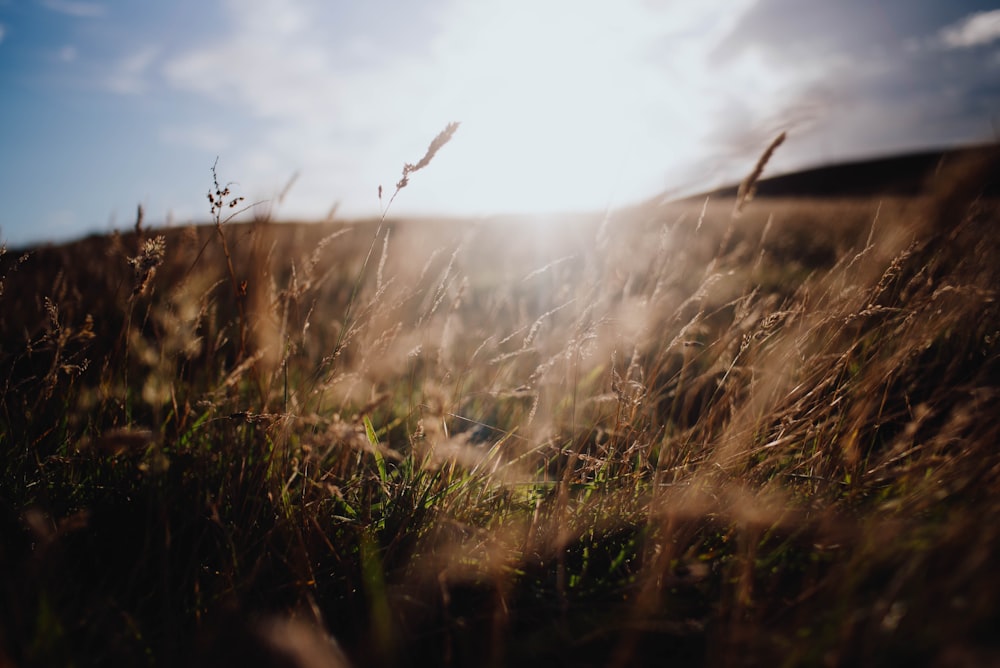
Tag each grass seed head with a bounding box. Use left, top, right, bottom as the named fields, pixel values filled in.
left=396, top=121, right=460, bottom=191
left=735, top=131, right=787, bottom=215
left=128, top=235, right=166, bottom=296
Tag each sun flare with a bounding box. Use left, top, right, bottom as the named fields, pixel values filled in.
left=396, top=0, right=737, bottom=216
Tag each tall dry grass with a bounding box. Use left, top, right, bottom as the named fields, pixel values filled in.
left=0, top=140, right=998, bottom=666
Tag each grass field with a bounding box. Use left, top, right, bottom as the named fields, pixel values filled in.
left=2, top=143, right=999, bottom=667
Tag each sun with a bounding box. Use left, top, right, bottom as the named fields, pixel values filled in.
left=394, top=0, right=723, bottom=217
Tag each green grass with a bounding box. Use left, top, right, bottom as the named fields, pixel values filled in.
left=1, top=147, right=999, bottom=667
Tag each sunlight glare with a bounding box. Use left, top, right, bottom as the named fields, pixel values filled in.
left=403, top=0, right=729, bottom=216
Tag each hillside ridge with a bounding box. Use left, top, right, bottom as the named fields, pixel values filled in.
left=696, top=143, right=998, bottom=200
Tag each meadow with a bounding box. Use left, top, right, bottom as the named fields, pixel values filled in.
left=1, top=140, right=999, bottom=667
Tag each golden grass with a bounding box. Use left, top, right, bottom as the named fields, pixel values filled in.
left=0, top=140, right=998, bottom=666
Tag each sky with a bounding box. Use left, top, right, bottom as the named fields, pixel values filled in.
left=1, top=0, right=999, bottom=247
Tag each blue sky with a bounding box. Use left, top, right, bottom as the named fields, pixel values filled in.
left=1, top=0, right=999, bottom=247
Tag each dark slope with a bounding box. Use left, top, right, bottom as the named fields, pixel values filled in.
left=700, top=144, right=999, bottom=200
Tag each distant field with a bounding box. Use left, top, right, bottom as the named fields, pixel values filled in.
left=1, top=147, right=999, bottom=667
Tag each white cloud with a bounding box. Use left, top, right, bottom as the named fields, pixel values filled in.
left=939, top=10, right=1000, bottom=49
left=39, top=0, right=106, bottom=18
left=162, top=0, right=771, bottom=218
left=106, top=46, right=159, bottom=94
left=161, top=0, right=377, bottom=214
left=164, top=1, right=376, bottom=134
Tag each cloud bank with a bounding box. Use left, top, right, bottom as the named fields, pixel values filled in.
left=939, top=9, right=1000, bottom=49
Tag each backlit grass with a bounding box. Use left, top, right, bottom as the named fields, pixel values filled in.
left=1, top=144, right=999, bottom=667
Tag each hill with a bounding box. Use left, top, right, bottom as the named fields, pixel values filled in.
left=698, top=144, right=999, bottom=199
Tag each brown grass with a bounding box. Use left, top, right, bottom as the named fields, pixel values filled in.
left=0, top=143, right=998, bottom=667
